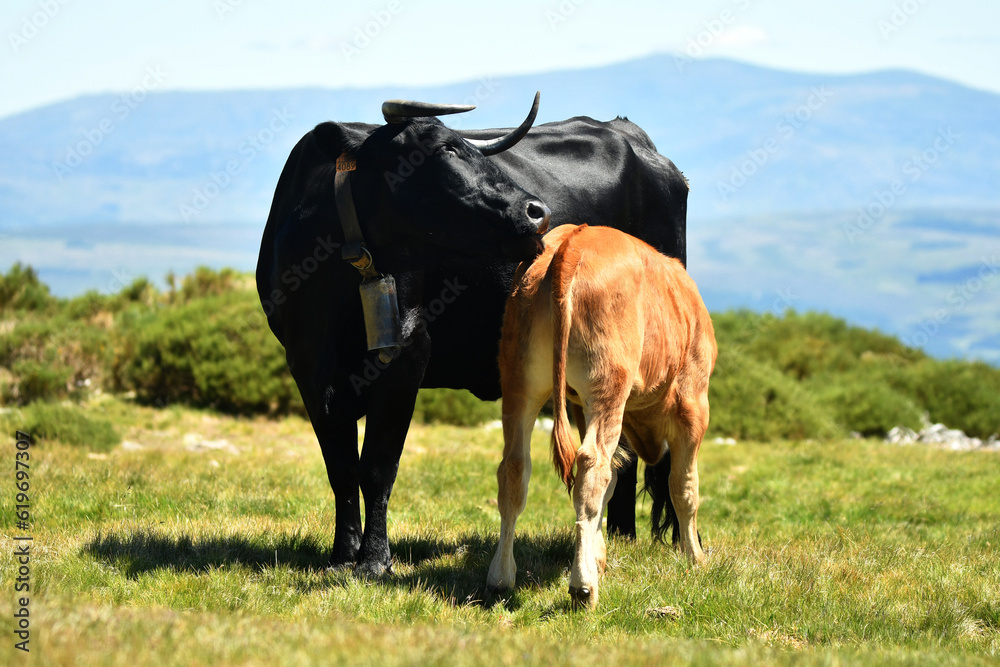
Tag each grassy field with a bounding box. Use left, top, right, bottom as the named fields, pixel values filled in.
left=1, top=396, right=999, bottom=665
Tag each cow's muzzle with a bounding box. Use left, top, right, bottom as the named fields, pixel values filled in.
left=526, top=200, right=551, bottom=232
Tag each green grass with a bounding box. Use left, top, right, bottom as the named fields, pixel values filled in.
left=1, top=397, right=998, bottom=665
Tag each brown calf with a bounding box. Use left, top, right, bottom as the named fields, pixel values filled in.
left=487, top=224, right=717, bottom=609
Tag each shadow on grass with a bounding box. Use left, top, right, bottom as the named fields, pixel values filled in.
left=82, top=527, right=576, bottom=610
left=390, top=530, right=575, bottom=610
left=82, top=529, right=332, bottom=578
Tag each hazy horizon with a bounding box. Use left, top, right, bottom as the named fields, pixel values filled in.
left=5, top=0, right=1000, bottom=119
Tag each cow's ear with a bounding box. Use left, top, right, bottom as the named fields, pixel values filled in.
left=311, top=122, right=366, bottom=160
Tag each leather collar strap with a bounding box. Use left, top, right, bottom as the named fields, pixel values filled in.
left=334, top=153, right=379, bottom=280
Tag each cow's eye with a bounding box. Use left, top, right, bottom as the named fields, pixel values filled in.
left=440, top=145, right=459, bottom=157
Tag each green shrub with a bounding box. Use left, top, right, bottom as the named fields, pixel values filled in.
left=708, top=348, right=840, bottom=441
left=3, top=263, right=998, bottom=439
left=0, top=317, right=112, bottom=405
left=8, top=359, right=73, bottom=404
left=63, top=289, right=114, bottom=321
left=907, top=359, right=1000, bottom=438
left=0, top=262, right=56, bottom=313
left=177, top=266, right=243, bottom=303
left=712, top=310, right=924, bottom=381
left=116, top=277, right=158, bottom=308
left=6, top=401, right=120, bottom=449
left=63, top=280, right=158, bottom=318
left=813, top=374, right=924, bottom=436
left=115, top=291, right=302, bottom=415
left=412, top=389, right=500, bottom=426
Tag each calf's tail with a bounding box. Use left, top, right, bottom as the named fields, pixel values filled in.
left=550, top=225, right=589, bottom=491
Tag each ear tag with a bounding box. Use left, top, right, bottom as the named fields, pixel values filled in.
left=336, top=154, right=357, bottom=172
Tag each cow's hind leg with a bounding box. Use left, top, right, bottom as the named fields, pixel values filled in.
left=666, top=392, right=710, bottom=563
left=644, top=455, right=680, bottom=545
left=605, top=440, right=637, bottom=539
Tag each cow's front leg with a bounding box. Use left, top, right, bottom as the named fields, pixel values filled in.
left=354, top=335, right=430, bottom=578
left=315, top=410, right=363, bottom=569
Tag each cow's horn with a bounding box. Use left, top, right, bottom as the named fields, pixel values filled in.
left=381, top=100, right=476, bottom=124
left=465, top=91, right=540, bottom=156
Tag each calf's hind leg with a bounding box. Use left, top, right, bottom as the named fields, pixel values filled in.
left=487, top=389, right=548, bottom=592
left=667, top=392, right=710, bottom=563
left=569, top=403, right=626, bottom=610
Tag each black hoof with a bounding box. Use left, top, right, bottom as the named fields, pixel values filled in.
left=568, top=585, right=593, bottom=610
left=326, top=559, right=355, bottom=572
left=354, top=558, right=392, bottom=579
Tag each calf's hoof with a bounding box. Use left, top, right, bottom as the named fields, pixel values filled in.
left=485, top=583, right=512, bottom=600
left=485, top=573, right=513, bottom=595
left=568, top=585, right=597, bottom=610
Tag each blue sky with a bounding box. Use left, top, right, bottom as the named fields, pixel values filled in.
left=3, top=0, right=999, bottom=119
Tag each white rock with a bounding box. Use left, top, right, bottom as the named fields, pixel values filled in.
left=887, top=423, right=993, bottom=452
left=886, top=426, right=918, bottom=445
left=184, top=433, right=239, bottom=455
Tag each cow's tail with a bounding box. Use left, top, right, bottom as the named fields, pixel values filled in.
left=645, top=456, right=703, bottom=548
left=644, top=457, right=678, bottom=544
left=551, top=225, right=589, bottom=491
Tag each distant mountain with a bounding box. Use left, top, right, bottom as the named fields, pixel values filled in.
left=2, top=54, right=999, bottom=228
left=2, top=54, right=998, bottom=363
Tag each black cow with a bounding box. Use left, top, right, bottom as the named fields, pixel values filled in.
left=256, top=94, right=688, bottom=577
